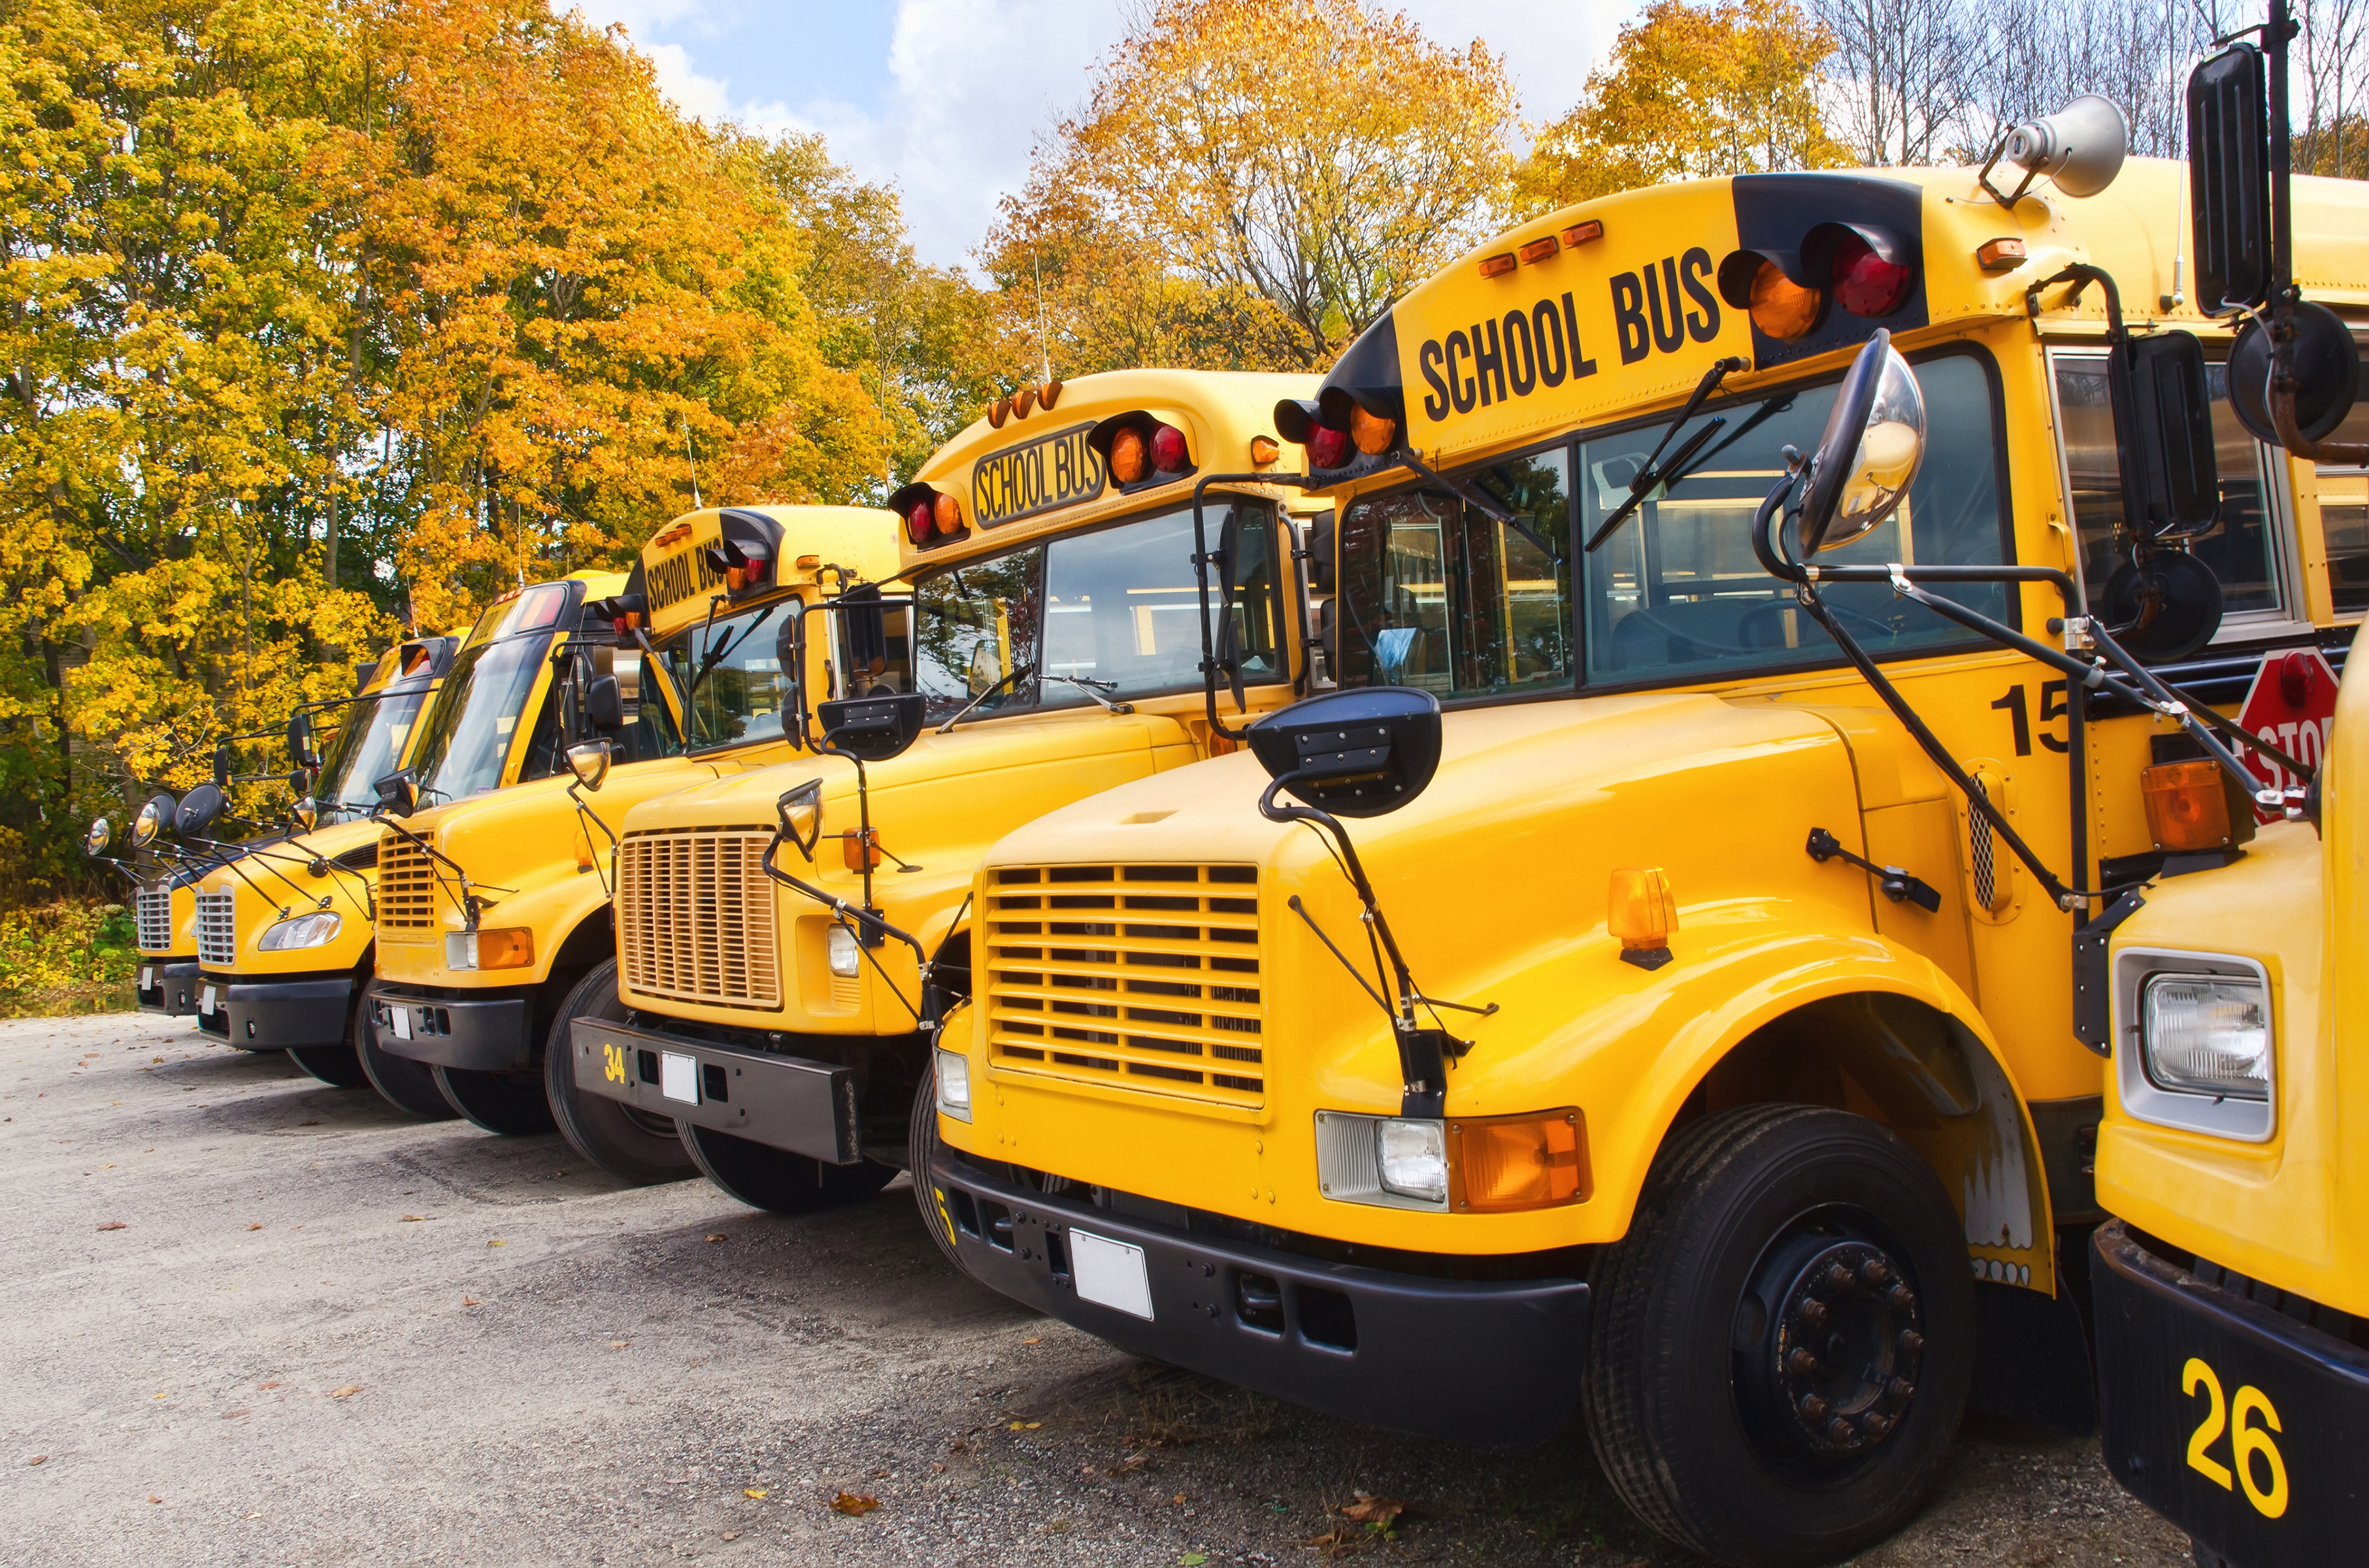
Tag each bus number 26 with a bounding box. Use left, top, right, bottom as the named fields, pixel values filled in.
left=2183, top=1356, right=2289, bottom=1519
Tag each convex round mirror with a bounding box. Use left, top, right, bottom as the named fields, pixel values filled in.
left=292, top=798, right=318, bottom=831
left=133, top=792, right=177, bottom=847
left=1246, top=687, right=1442, bottom=819
left=175, top=783, right=224, bottom=838
left=1796, top=331, right=1927, bottom=558
left=84, top=815, right=111, bottom=857
left=567, top=740, right=612, bottom=792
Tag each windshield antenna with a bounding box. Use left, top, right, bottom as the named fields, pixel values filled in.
left=1032, top=248, right=1053, bottom=386
left=684, top=419, right=703, bottom=510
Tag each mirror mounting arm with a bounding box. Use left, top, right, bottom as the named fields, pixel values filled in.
left=755, top=827, right=933, bottom=1029
left=2025, top=263, right=2129, bottom=340
left=1190, top=472, right=1319, bottom=741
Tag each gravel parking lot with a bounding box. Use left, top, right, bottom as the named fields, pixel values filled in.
left=3, top=1010, right=2194, bottom=1568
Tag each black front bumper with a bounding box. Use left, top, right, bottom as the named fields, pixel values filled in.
left=567, top=1018, right=861, bottom=1163
left=365, top=981, right=534, bottom=1071
left=195, top=971, right=354, bottom=1049
left=928, top=1152, right=1589, bottom=1445
left=2094, top=1220, right=2369, bottom=1564
left=136, top=960, right=202, bottom=1017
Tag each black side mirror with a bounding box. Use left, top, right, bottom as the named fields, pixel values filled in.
left=2115, top=331, right=2220, bottom=538
left=287, top=711, right=316, bottom=769
left=842, top=584, right=888, bottom=676
left=2187, top=44, right=2272, bottom=315
left=176, top=783, right=224, bottom=838
left=287, top=767, right=308, bottom=796
left=1246, top=687, right=1442, bottom=819
left=816, top=693, right=926, bottom=763
left=212, top=743, right=234, bottom=788
left=2228, top=304, right=2361, bottom=445
left=374, top=769, right=420, bottom=819
left=1212, top=508, right=1248, bottom=711
left=133, top=792, right=177, bottom=847
left=586, top=673, right=625, bottom=732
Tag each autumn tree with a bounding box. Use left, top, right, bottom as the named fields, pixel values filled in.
left=980, top=0, right=1518, bottom=378
left=1517, top=0, right=1844, bottom=214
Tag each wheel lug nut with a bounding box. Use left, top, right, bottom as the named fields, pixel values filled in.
left=1863, top=1258, right=1893, bottom=1286
left=1799, top=1394, right=1830, bottom=1420
left=1798, top=1300, right=1828, bottom=1329
left=1826, top=1416, right=1857, bottom=1443
left=1863, top=1411, right=1893, bottom=1438
left=1898, top=1330, right=1925, bottom=1353
left=1827, top=1264, right=1856, bottom=1292
left=1889, top=1377, right=1917, bottom=1402
left=1787, top=1347, right=1820, bottom=1375
left=1887, top=1283, right=1916, bottom=1311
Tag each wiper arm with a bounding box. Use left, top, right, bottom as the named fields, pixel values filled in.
left=1044, top=674, right=1133, bottom=714
left=934, top=666, right=1027, bottom=734
left=684, top=601, right=776, bottom=712
left=1585, top=355, right=1747, bottom=553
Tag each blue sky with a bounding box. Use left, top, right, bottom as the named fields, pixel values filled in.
left=569, top=1, right=1642, bottom=271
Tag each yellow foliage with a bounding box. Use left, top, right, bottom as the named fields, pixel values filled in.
left=1516, top=0, right=1847, bottom=216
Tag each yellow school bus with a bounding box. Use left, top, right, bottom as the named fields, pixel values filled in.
left=562, top=369, right=1322, bottom=1213
left=182, top=635, right=458, bottom=1085
left=924, top=159, right=2367, bottom=1565
left=112, top=642, right=448, bottom=1024
left=363, top=512, right=900, bottom=1166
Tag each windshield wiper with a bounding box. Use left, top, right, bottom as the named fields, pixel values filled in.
left=1585, top=355, right=1747, bottom=553
left=1044, top=674, right=1134, bottom=714
left=934, top=666, right=1027, bottom=734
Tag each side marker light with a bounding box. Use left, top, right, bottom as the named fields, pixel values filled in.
left=1608, top=867, right=1677, bottom=971
left=1477, top=253, right=1517, bottom=280
left=1517, top=236, right=1559, bottom=265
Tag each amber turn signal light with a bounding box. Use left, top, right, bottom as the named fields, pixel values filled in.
left=1450, top=1110, right=1589, bottom=1212
left=1608, top=866, right=1677, bottom=971
left=1749, top=258, right=1823, bottom=340
left=1111, top=426, right=1148, bottom=483
left=2142, top=759, right=2234, bottom=851
left=1478, top=252, right=1517, bottom=280
left=1350, top=405, right=1395, bottom=455
left=842, top=828, right=883, bottom=872
left=476, top=928, right=535, bottom=970
left=933, top=492, right=965, bottom=535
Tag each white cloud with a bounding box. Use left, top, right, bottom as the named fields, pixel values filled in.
left=594, top=0, right=1638, bottom=270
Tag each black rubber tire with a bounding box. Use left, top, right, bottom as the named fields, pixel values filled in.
left=357, top=1008, right=459, bottom=1120
left=544, top=960, right=695, bottom=1184
left=909, top=1065, right=961, bottom=1268
left=1583, top=1104, right=1975, bottom=1568
left=680, top=1120, right=896, bottom=1215
left=435, top=1063, right=555, bottom=1136
left=288, top=1041, right=368, bottom=1088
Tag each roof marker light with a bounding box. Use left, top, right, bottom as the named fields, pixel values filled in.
left=1478, top=253, right=1517, bottom=280
left=1518, top=236, right=1559, bottom=265
left=1561, top=220, right=1604, bottom=247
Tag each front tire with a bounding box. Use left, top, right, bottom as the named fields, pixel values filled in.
left=1584, top=1104, right=1974, bottom=1568
left=288, top=1042, right=367, bottom=1088
left=435, top=1064, right=555, bottom=1136
left=544, top=960, right=695, bottom=1184
left=909, top=1066, right=961, bottom=1267
left=680, top=1121, right=895, bottom=1215
left=357, top=1009, right=459, bottom=1120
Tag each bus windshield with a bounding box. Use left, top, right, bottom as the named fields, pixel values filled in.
left=909, top=501, right=1285, bottom=726
left=1337, top=350, right=2010, bottom=697
left=658, top=602, right=791, bottom=752
left=403, top=632, right=559, bottom=804
left=314, top=677, right=435, bottom=819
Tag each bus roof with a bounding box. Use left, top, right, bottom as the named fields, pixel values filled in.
left=893, top=368, right=1322, bottom=568
left=1297, top=158, right=2369, bottom=476
left=625, top=506, right=902, bottom=642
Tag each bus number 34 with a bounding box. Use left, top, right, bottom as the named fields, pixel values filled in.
left=603, top=1043, right=628, bottom=1085
left=2183, top=1357, right=2289, bottom=1518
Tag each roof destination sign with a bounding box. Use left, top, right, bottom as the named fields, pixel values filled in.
left=970, top=421, right=1104, bottom=529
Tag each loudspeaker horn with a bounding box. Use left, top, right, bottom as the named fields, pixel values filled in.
left=2004, top=94, right=2129, bottom=198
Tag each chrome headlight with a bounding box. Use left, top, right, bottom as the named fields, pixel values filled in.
left=935, top=1047, right=972, bottom=1122
left=1377, top=1118, right=1449, bottom=1203
left=826, top=924, right=861, bottom=978
left=2142, top=974, right=2271, bottom=1100
left=258, top=911, right=342, bottom=951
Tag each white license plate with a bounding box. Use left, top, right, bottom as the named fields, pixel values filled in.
left=141, top=967, right=154, bottom=990
left=389, top=1005, right=412, bottom=1041
left=199, top=985, right=216, bottom=1015
left=1069, top=1229, right=1153, bottom=1320
left=660, top=1051, right=699, bottom=1105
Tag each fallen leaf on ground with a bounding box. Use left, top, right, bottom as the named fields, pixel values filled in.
left=462, top=1296, right=478, bottom=1307
left=221, top=1409, right=248, bottom=1420
left=257, top=1382, right=280, bottom=1391
left=743, top=1487, right=768, bottom=1499
left=1340, top=1492, right=1405, bottom=1528
left=96, top=1221, right=125, bottom=1232
left=486, top=1239, right=505, bottom=1247
left=1181, top=1554, right=1208, bottom=1566
left=1008, top=1420, right=1041, bottom=1431
left=829, top=1491, right=881, bottom=1516
left=1172, top=1493, right=1189, bottom=1505
left=1109, top=1453, right=1149, bottom=1475
left=721, top=1531, right=740, bottom=1541
left=329, top=1386, right=361, bottom=1399
left=152, top=1056, right=163, bottom=1064
left=298, top=1120, right=318, bottom=1127
left=400, top=1215, right=425, bottom=1222
left=609, top=1341, right=629, bottom=1350
left=929, top=1462, right=946, bottom=1473
left=1022, top=1337, right=1042, bottom=1345
left=246, top=1223, right=263, bottom=1231
left=703, top=1233, right=726, bottom=1243
left=25, top=1456, right=45, bottom=1466
left=147, top=1495, right=160, bottom=1504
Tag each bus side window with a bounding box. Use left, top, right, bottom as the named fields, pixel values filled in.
left=518, top=675, right=571, bottom=783
left=2308, top=401, right=2369, bottom=613
left=2053, top=353, right=2302, bottom=628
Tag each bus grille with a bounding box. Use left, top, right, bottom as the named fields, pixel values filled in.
left=136, top=887, right=173, bottom=953
left=617, top=828, right=781, bottom=1009
left=985, top=863, right=1264, bottom=1108
left=376, top=832, right=439, bottom=940
left=197, top=890, right=237, bottom=968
